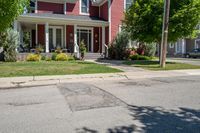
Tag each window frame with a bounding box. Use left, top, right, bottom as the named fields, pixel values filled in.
left=124, top=0, right=133, bottom=10
left=80, top=0, right=89, bottom=15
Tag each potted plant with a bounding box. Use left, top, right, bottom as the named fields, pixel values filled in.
left=79, top=40, right=86, bottom=60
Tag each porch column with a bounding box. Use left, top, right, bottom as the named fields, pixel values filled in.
left=102, top=26, right=105, bottom=53
left=45, top=23, right=49, bottom=53
left=36, top=24, right=38, bottom=45
left=74, top=24, right=79, bottom=58
left=64, top=25, right=66, bottom=48
left=18, top=22, right=23, bottom=46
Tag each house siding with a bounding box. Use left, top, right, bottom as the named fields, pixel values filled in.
left=110, top=0, right=124, bottom=41
left=37, top=2, right=64, bottom=14
left=100, top=2, right=108, bottom=21
left=38, top=24, right=45, bottom=45
left=89, top=2, right=99, bottom=17
left=93, top=27, right=100, bottom=52
left=66, top=25, right=74, bottom=52
left=66, top=2, right=79, bottom=15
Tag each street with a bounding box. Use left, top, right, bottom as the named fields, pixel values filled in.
left=0, top=75, right=200, bottom=133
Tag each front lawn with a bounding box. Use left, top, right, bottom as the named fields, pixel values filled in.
left=0, top=61, right=122, bottom=77
left=123, top=60, right=200, bottom=70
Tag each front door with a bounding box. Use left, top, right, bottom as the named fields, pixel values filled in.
left=49, top=26, right=63, bottom=52
left=77, top=28, right=93, bottom=52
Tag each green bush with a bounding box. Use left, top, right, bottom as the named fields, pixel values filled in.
left=144, top=43, right=157, bottom=57
left=0, top=29, right=18, bottom=62
left=56, top=53, right=68, bottom=61
left=108, top=31, right=130, bottom=60
left=26, top=54, right=41, bottom=61
left=41, top=55, right=46, bottom=60
left=129, top=54, right=151, bottom=61
left=51, top=53, right=57, bottom=60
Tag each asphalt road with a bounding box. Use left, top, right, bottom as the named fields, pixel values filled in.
left=0, top=75, right=200, bottom=133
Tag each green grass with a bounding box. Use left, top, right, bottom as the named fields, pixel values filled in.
left=123, top=60, right=200, bottom=71
left=0, top=61, right=122, bottom=77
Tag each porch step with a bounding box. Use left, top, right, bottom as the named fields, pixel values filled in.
left=84, top=53, right=103, bottom=60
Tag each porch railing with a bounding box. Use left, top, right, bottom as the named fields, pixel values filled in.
left=104, top=43, right=108, bottom=58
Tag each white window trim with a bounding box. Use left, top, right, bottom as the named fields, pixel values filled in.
left=49, top=26, right=64, bottom=48
left=195, top=39, right=200, bottom=49
left=80, top=0, right=89, bottom=15
left=77, top=27, right=94, bottom=52
left=124, top=0, right=133, bottom=10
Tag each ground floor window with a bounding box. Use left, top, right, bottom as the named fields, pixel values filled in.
left=195, top=39, right=200, bottom=49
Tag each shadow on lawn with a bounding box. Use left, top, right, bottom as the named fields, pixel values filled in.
left=77, top=106, right=200, bottom=133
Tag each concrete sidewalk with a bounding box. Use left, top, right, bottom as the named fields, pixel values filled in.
left=1, top=69, right=200, bottom=89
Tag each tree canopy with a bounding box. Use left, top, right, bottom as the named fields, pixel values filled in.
left=124, top=0, right=200, bottom=44
left=0, top=0, right=29, bottom=32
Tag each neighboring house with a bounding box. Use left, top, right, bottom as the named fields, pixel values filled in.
left=14, top=0, right=132, bottom=54
left=167, top=25, right=200, bottom=57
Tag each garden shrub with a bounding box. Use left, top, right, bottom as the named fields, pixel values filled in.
left=144, top=43, right=157, bottom=57
left=1, top=29, right=19, bottom=62
left=56, top=53, right=68, bottom=61
left=108, top=31, right=130, bottom=60
left=79, top=40, right=86, bottom=60
left=26, top=54, right=41, bottom=61
left=51, top=53, right=57, bottom=60
left=41, top=55, right=46, bottom=60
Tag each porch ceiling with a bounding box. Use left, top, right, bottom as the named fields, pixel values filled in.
left=17, top=13, right=109, bottom=27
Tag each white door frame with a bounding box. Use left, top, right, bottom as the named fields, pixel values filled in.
left=77, top=27, right=94, bottom=52
left=49, top=26, right=63, bottom=48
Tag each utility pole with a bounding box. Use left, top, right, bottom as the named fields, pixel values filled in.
left=160, top=0, right=170, bottom=68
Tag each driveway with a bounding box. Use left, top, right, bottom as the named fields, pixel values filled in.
left=0, top=75, right=200, bottom=133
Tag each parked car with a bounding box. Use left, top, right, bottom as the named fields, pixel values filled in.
left=185, top=48, right=200, bottom=58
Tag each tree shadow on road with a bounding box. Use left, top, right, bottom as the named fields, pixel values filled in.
left=76, top=105, right=200, bottom=133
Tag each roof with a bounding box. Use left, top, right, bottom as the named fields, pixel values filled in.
left=18, top=13, right=109, bottom=26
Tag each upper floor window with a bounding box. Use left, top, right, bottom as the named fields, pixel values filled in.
left=125, top=0, right=133, bottom=10
left=81, top=0, right=89, bottom=14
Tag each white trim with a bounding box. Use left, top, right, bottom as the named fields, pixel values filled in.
left=195, top=39, right=200, bottom=49
left=124, top=0, right=132, bottom=10
left=49, top=26, right=64, bottom=48
left=35, top=0, right=38, bottom=13
left=45, top=22, right=49, bottom=53
left=182, top=39, right=186, bottom=54
left=36, top=24, right=38, bottom=45
left=64, top=25, right=66, bottom=48
left=79, top=0, right=90, bottom=15
left=76, top=26, right=94, bottom=52
left=18, top=15, right=109, bottom=27
left=102, top=26, right=105, bottom=53
left=99, top=0, right=107, bottom=6
left=64, top=2, right=67, bottom=14
left=74, top=24, right=78, bottom=52
left=108, top=0, right=111, bottom=42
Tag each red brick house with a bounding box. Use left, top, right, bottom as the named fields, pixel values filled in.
left=14, top=0, right=133, bottom=55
